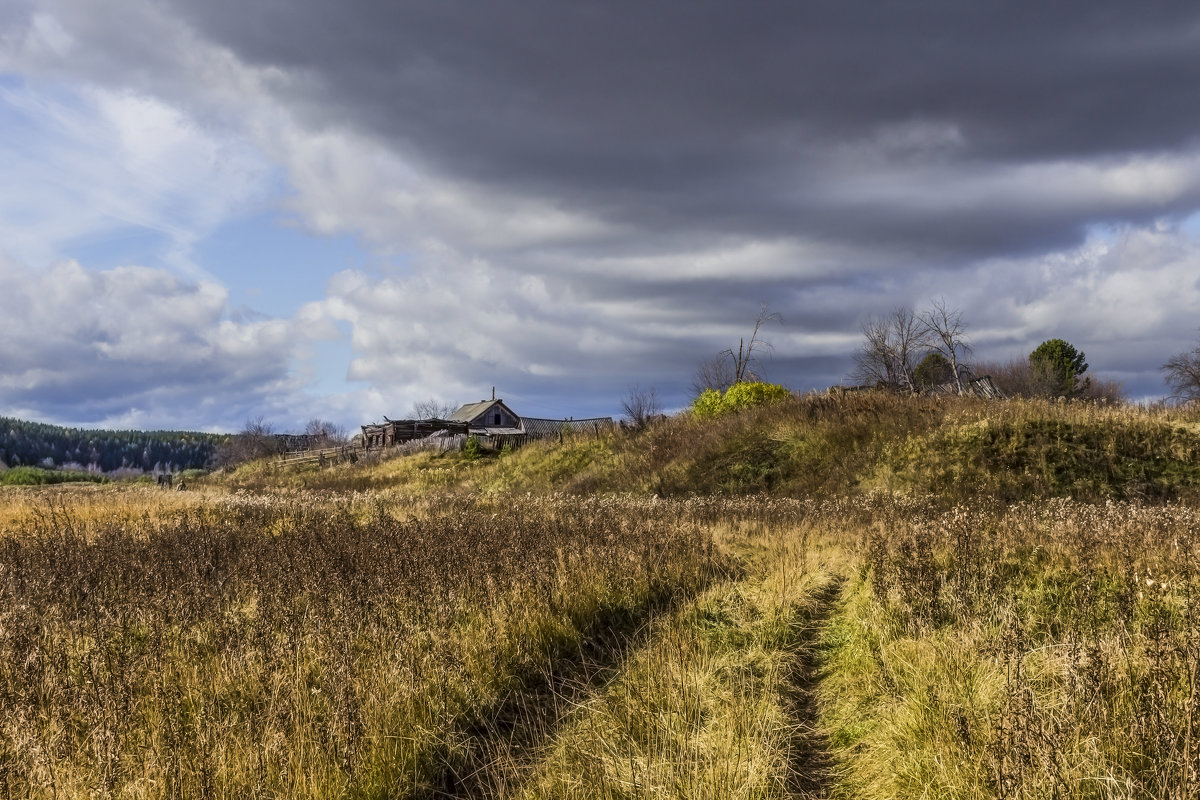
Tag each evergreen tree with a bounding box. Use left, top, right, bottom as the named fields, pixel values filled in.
left=1030, top=339, right=1089, bottom=397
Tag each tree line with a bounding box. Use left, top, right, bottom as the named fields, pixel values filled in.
left=0, top=417, right=224, bottom=473
left=851, top=301, right=1117, bottom=399
left=672, top=298, right=1200, bottom=414
left=0, top=415, right=362, bottom=474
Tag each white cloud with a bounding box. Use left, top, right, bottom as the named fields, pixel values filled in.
left=267, top=122, right=619, bottom=254
left=0, top=254, right=316, bottom=428
left=1018, top=227, right=1200, bottom=347
left=821, top=150, right=1200, bottom=221
left=0, top=82, right=275, bottom=273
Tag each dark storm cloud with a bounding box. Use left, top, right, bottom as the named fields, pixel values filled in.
left=7, top=0, right=1200, bottom=422
left=166, top=0, right=1200, bottom=259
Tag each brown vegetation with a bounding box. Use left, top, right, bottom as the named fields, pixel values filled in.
left=0, top=493, right=717, bottom=797
left=4, top=392, right=1200, bottom=798
left=823, top=496, right=1200, bottom=798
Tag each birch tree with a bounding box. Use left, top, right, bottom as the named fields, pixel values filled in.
left=919, top=298, right=973, bottom=394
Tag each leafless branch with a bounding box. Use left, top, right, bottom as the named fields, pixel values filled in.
left=919, top=298, right=973, bottom=394
left=304, top=418, right=347, bottom=446
left=410, top=398, right=458, bottom=420
left=621, top=385, right=662, bottom=429
left=1164, top=344, right=1200, bottom=404
left=853, top=306, right=928, bottom=392
left=692, top=354, right=736, bottom=396
left=718, top=303, right=782, bottom=385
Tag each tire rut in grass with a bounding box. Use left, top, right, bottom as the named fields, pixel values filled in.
left=783, top=576, right=844, bottom=799
left=420, top=597, right=678, bottom=800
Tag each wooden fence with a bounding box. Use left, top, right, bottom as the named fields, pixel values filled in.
left=276, top=444, right=362, bottom=467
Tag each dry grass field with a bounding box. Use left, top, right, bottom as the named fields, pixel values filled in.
left=2, top=394, right=1199, bottom=798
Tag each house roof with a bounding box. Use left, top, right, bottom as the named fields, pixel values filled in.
left=473, top=426, right=524, bottom=436
left=447, top=398, right=519, bottom=425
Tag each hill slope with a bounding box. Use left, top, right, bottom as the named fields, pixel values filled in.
left=222, top=393, right=1200, bottom=503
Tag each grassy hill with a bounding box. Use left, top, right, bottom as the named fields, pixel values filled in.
left=220, top=392, right=1200, bottom=503
left=6, top=393, right=1200, bottom=798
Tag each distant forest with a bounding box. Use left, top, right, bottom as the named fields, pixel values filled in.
left=0, top=417, right=227, bottom=473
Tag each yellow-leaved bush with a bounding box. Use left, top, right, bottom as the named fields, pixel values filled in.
left=690, top=381, right=790, bottom=418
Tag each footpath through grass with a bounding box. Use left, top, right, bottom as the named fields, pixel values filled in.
left=6, top=393, right=1200, bottom=798
left=819, top=497, right=1200, bottom=799
left=511, top=512, right=847, bottom=799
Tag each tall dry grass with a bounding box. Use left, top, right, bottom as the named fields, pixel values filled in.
left=0, top=492, right=719, bottom=798
left=822, top=496, right=1200, bottom=798
left=7, top=391, right=1200, bottom=799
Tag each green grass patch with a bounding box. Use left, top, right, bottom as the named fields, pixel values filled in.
left=0, top=466, right=108, bottom=486
left=211, top=395, right=1200, bottom=504
left=822, top=499, right=1200, bottom=799
left=877, top=416, right=1200, bottom=501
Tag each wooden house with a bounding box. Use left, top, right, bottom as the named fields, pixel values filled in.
left=361, top=396, right=615, bottom=452
left=447, top=398, right=523, bottom=432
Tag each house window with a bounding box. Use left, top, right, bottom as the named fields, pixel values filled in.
left=493, top=413, right=501, bottom=425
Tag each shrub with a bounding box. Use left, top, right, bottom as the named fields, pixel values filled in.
left=462, top=434, right=481, bottom=460
left=690, top=381, right=790, bottom=418
left=691, top=388, right=726, bottom=419
left=723, top=381, right=790, bottom=411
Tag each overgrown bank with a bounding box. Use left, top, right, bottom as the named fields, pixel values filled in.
left=219, top=394, right=1200, bottom=504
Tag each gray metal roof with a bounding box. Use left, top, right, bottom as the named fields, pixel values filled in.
left=447, top=399, right=519, bottom=425
left=521, top=417, right=615, bottom=439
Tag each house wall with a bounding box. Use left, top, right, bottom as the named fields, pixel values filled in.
left=473, top=407, right=519, bottom=428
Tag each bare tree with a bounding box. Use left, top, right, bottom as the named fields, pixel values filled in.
left=691, top=354, right=737, bottom=396
left=621, top=385, right=662, bottom=430
left=304, top=418, right=347, bottom=446
left=919, top=298, right=973, bottom=394
left=854, top=316, right=893, bottom=388
left=691, top=304, right=781, bottom=397
left=1164, top=342, right=1200, bottom=404
left=212, top=416, right=282, bottom=468
left=410, top=398, right=458, bottom=419
left=721, top=303, right=782, bottom=384
left=853, top=306, right=928, bottom=392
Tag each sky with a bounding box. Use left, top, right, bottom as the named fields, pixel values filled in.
left=3, top=1, right=1200, bottom=432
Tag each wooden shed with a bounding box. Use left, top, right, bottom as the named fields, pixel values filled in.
left=360, top=418, right=469, bottom=450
